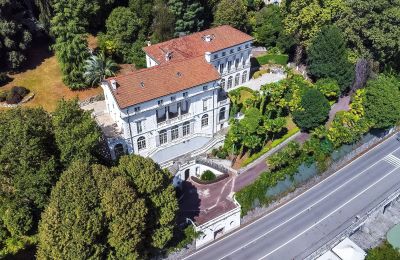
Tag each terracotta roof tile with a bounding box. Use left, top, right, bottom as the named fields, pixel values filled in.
left=144, top=25, right=253, bottom=64
left=105, top=56, right=220, bottom=109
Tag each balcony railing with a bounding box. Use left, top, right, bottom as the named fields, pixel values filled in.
left=157, top=112, right=191, bottom=126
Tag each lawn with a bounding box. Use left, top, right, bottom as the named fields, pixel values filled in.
left=0, top=42, right=102, bottom=112
left=256, top=54, right=289, bottom=66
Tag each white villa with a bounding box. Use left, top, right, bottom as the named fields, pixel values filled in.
left=101, top=25, right=254, bottom=163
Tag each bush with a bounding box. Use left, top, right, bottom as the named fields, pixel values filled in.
left=217, top=149, right=228, bottom=159
left=0, top=91, right=7, bottom=102
left=0, top=73, right=10, bottom=87
left=200, top=170, right=216, bottom=181
left=6, top=86, right=30, bottom=104
left=253, top=69, right=269, bottom=79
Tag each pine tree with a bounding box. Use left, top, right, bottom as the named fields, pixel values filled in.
left=168, top=0, right=204, bottom=36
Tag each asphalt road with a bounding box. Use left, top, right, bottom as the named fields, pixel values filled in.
left=184, top=134, right=400, bottom=260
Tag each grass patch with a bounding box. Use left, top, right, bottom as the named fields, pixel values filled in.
left=1, top=43, right=102, bottom=112
left=256, top=54, right=289, bottom=66
left=242, top=126, right=300, bottom=167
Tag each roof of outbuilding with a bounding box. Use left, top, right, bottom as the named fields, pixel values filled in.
left=105, top=56, right=220, bottom=109
left=143, top=25, right=254, bottom=64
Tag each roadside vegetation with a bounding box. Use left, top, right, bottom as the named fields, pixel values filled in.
left=236, top=74, right=400, bottom=215
left=366, top=241, right=400, bottom=260
left=0, top=0, right=399, bottom=258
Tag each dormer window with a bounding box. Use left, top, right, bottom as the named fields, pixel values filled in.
left=158, top=99, right=163, bottom=106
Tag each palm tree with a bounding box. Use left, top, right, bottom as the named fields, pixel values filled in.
left=84, top=52, right=118, bottom=86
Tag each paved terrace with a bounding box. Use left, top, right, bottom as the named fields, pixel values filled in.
left=178, top=174, right=236, bottom=226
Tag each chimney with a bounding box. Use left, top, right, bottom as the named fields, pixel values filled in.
left=165, top=51, right=172, bottom=61
left=203, top=34, right=215, bottom=42
left=205, top=52, right=211, bottom=62
left=110, top=79, right=117, bottom=90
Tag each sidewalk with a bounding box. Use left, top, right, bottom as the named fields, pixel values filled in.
left=241, top=72, right=286, bottom=91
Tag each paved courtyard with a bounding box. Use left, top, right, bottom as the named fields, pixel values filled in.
left=178, top=174, right=237, bottom=225
left=241, top=71, right=286, bottom=91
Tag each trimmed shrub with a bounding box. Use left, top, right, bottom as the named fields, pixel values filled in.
left=0, top=73, right=11, bottom=87
left=6, top=86, right=30, bottom=104
left=200, top=170, right=216, bottom=181
left=217, top=149, right=228, bottom=159
left=0, top=91, right=7, bottom=102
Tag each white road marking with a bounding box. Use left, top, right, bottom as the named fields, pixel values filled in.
left=257, top=166, right=400, bottom=259
left=183, top=135, right=399, bottom=260
left=217, top=148, right=400, bottom=260
left=384, top=154, right=400, bottom=167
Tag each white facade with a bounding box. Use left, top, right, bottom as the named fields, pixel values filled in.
left=101, top=31, right=253, bottom=163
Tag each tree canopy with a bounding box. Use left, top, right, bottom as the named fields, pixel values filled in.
left=52, top=99, right=102, bottom=167
left=213, top=0, right=248, bottom=31
left=293, top=88, right=330, bottom=130
left=38, top=156, right=178, bottom=258
left=336, top=0, right=400, bottom=71
left=0, top=108, right=58, bottom=256
left=308, top=25, right=354, bottom=92
left=363, top=75, right=400, bottom=129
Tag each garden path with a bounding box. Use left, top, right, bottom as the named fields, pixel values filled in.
left=233, top=95, right=351, bottom=193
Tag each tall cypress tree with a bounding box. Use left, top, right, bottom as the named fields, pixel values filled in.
left=308, top=25, right=354, bottom=93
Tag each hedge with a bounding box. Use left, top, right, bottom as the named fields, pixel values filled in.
left=191, top=173, right=229, bottom=185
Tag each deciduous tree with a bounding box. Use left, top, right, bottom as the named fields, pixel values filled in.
left=364, top=75, right=400, bottom=129
left=52, top=99, right=101, bottom=167
left=213, top=0, right=248, bottom=31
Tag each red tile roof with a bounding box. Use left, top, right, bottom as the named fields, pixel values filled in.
left=144, top=25, right=253, bottom=64
left=106, top=56, right=220, bottom=109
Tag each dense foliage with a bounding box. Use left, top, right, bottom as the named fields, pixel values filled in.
left=52, top=99, right=102, bottom=167
left=293, top=88, right=330, bottom=131
left=0, top=108, right=58, bottom=256
left=0, top=0, right=36, bottom=70
left=308, top=26, right=354, bottom=92
left=213, top=0, right=248, bottom=31
left=366, top=241, right=400, bottom=260
left=37, top=160, right=148, bottom=259
left=363, top=75, right=400, bottom=129
left=336, top=0, right=400, bottom=71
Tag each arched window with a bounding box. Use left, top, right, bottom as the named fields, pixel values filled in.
left=235, top=73, right=240, bottom=86
left=182, top=121, right=190, bottom=136
left=114, top=143, right=125, bottom=159
left=219, top=107, right=226, bottom=121
left=137, top=136, right=146, bottom=151
left=220, top=78, right=226, bottom=89
left=201, top=114, right=209, bottom=127
left=242, top=70, right=248, bottom=83
left=227, top=76, right=233, bottom=89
